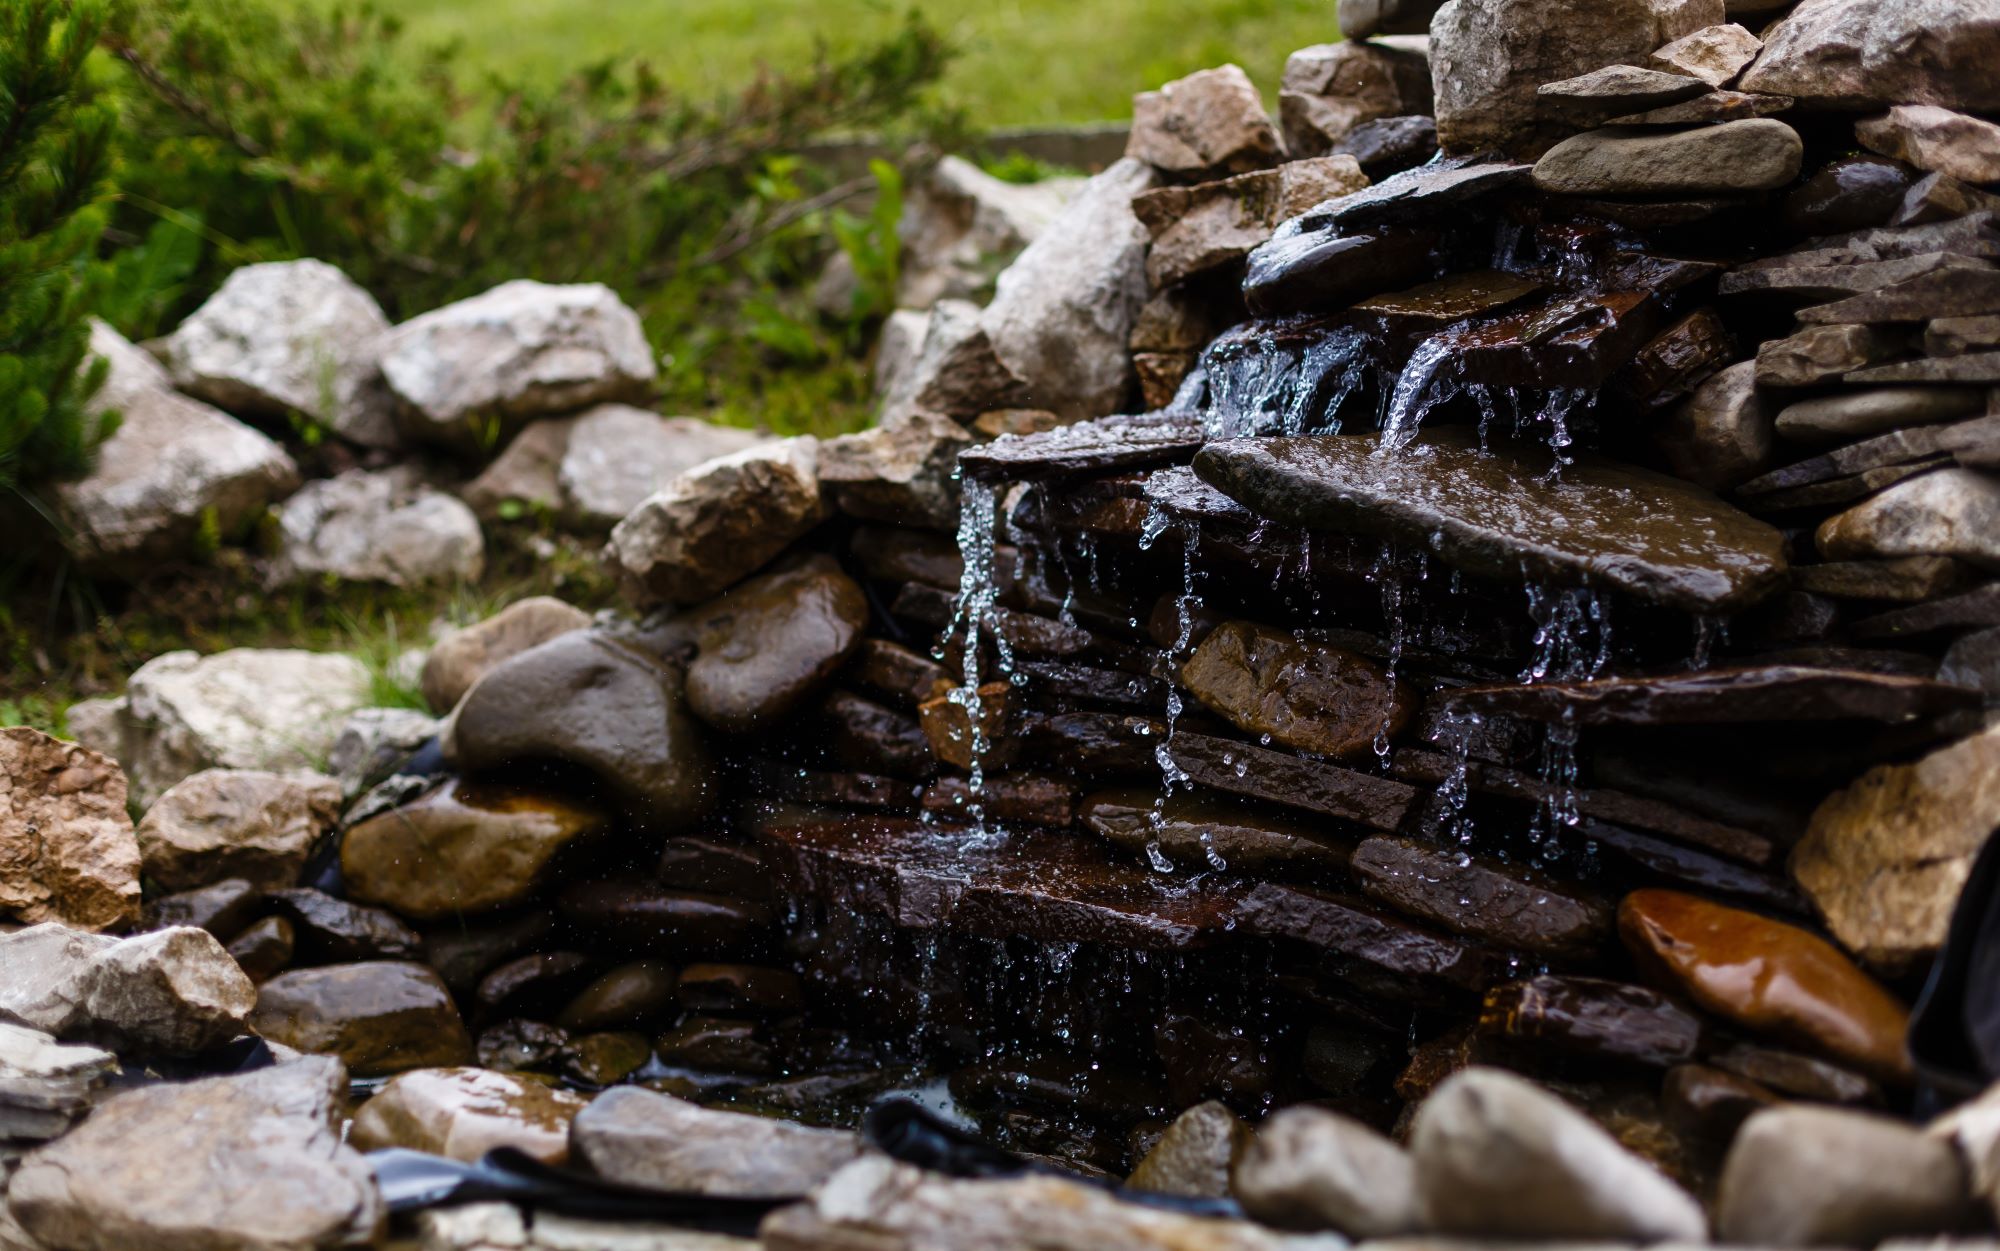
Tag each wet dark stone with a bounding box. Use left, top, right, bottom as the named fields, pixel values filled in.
left=1328, top=115, right=1439, bottom=177
left=225, top=915, right=294, bottom=984
left=1897, top=173, right=2000, bottom=228
left=1293, top=159, right=1533, bottom=232
left=1243, top=227, right=1439, bottom=317
left=1741, top=457, right=1955, bottom=514
left=1800, top=265, right=2000, bottom=324
left=671, top=559, right=868, bottom=735
left=268, top=888, right=422, bottom=963
left=1853, top=582, right=2000, bottom=641
left=1442, top=664, right=1980, bottom=726
left=1080, top=788, right=1351, bottom=873
left=922, top=774, right=1077, bottom=827
left=1794, top=555, right=1972, bottom=602
left=1236, top=881, right=1506, bottom=996
left=1196, top=429, right=1789, bottom=614
left=1764, top=215, right=2000, bottom=270
left=657, top=838, right=773, bottom=902
left=451, top=629, right=715, bottom=830
left=739, top=1071, right=890, bottom=1115
left=1351, top=270, right=1546, bottom=336
left=1180, top=620, right=1412, bottom=760
left=1662, top=1063, right=1780, bottom=1143
left=1708, top=1042, right=1882, bottom=1106
left=1447, top=291, right=1680, bottom=391
left=655, top=1016, right=775, bottom=1074
left=1351, top=836, right=1614, bottom=962
left=1478, top=975, right=1704, bottom=1067
left=562, top=1031, right=653, bottom=1087
left=819, top=691, right=936, bottom=779
left=951, top=1055, right=1171, bottom=1123
left=1300, top=1021, right=1398, bottom=1105
left=475, top=951, right=594, bottom=1018
left=1163, top=731, right=1415, bottom=832
left=760, top=817, right=1241, bottom=951
left=556, top=880, right=773, bottom=954
left=677, top=963, right=803, bottom=1018
left=1014, top=661, right=1170, bottom=711
left=843, top=639, right=950, bottom=711
left=421, top=911, right=558, bottom=999
left=141, top=878, right=262, bottom=938
left=893, top=583, right=1148, bottom=671
left=1618, top=308, right=1735, bottom=412
left=1155, top=1013, right=1281, bottom=1111
left=250, top=961, right=473, bottom=1077
left=1016, top=710, right=1170, bottom=775
left=851, top=526, right=967, bottom=591
left=1721, top=251, right=1988, bottom=301
left=748, top=762, right=917, bottom=811
left=476, top=1019, right=570, bottom=1073
left=958, top=414, right=1206, bottom=484
left=1391, top=747, right=1777, bottom=866
left=1567, top=198, right=1746, bottom=229
left=1605, top=91, right=1795, bottom=127
left=1784, top=156, right=1922, bottom=236
left=556, top=961, right=679, bottom=1032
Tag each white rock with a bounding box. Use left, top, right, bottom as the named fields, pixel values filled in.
left=273, top=467, right=486, bottom=588
left=114, top=648, right=372, bottom=808
left=163, top=258, right=399, bottom=447
left=871, top=308, right=932, bottom=402
left=981, top=157, right=1161, bottom=421
left=0, top=1022, right=115, bottom=1141
left=1232, top=1105, right=1419, bottom=1237
left=897, top=156, right=1082, bottom=310
left=554, top=405, right=764, bottom=530
left=60, top=322, right=299, bottom=569
left=379, top=281, right=656, bottom=448
left=571, top=1088, right=863, bottom=1197
left=1720, top=1105, right=1974, bottom=1245
left=1411, top=1067, right=1709, bottom=1242
left=0, top=922, right=255, bottom=1056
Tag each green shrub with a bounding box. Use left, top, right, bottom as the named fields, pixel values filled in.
left=99, top=1, right=955, bottom=436
left=0, top=0, right=119, bottom=503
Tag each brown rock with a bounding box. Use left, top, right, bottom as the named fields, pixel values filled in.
left=1279, top=41, right=1432, bottom=158
left=1800, top=266, right=2000, bottom=324
left=0, top=922, right=257, bottom=1056
left=817, top=412, right=971, bottom=532
left=1782, top=156, right=1920, bottom=236
left=135, top=768, right=341, bottom=894
left=268, top=887, right=421, bottom=962
left=340, top=778, right=606, bottom=922
left=1618, top=888, right=1912, bottom=1082
left=1079, top=788, right=1349, bottom=872
left=1756, top=325, right=1906, bottom=389
left=676, top=559, right=869, bottom=735
left=1126, top=65, right=1283, bottom=181
left=226, top=915, right=295, bottom=983
left=1773, top=386, right=1985, bottom=445
left=1897, top=171, right=2000, bottom=225
left=0, top=728, right=140, bottom=931
left=1816, top=468, right=2000, bottom=567
left=657, top=837, right=772, bottom=901
left=476, top=952, right=593, bottom=1018
left=449, top=629, right=714, bottom=830
left=1793, top=723, right=2000, bottom=974
left=349, top=1066, right=587, bottom=1164
left=1134, top=157, right=1370, bottom=289
left=572, top=1086, right=863, bottom=1197
left=1662, top=1063, right=1779, bottom=1142
left=654, top=1016, right=773, bottom=1074
left=561, top=1031, right=652, bottom=1086
left=1739, top=0, right=2000, bottom=112
left=250, top=961, right=473, bottom=1077
left=1651, top=22, right=1762, bottom=85
left=606, top=437, right=827, bottom=606
left=142, top=877, right=262, bottom=937
left=677, top=963, right=802, bottom=1018
left=1479, top=975, right=1704, bottom=1066
left=556, top=962, right=679, bottom=1032
left=556, top=880, right=771, bottom=954
left=1535, top=65, right=1711, bottom=124
left=1857, top=105, right=2000, bottom=185
left=1655, top=359, right=1774, bottom=490
left=1180, top=620, right=1411, bottom=760
left=1127, top=1101, right=1249, bottom=1199
left=420, top=597, right=591, bottom=714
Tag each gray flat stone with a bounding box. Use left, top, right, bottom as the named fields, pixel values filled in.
left=1533, top=120, right=1803, bottom=196
left=1858, top=105, right=2000, bottom=185
left=1773, top=386, right=1985, bottom=444
left=1606, top=90, right=1794, bottom=126
left=571, top=1086, right=862, bottom=1198
left=1742, top=413, right=2000, bottom=493
left=1722, top=253, right=1993, bottom=301
left=1817, top=467, right=2000, bottom=566
left=1794, top=556, right=1971, bottom=601
left=1802, top=267, right=2000, bottom=324
left=1535, top=65, right=1711, bottom=123
left=1928, top=314, right=2000, bottom=356
left=1850, top=351, right=2000, bottom=384
left=1194, top=429, right=1788, bottom=613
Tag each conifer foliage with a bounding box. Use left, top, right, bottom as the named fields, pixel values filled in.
left=0, top=0, right=116, bottom=503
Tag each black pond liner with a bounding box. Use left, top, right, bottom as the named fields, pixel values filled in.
left=371, top=1099, right=1242, bottom=1231
left=1910, top=822, right=2000, bottom=1111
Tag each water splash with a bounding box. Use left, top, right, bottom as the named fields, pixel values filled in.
left=944, top=477, right=1010, bottom=836
left=1521, top=583, right=1612, bottom=686
left=1197, top=322, right=1370, bottom=440
left=1379, top=323, right=1475, bottom=452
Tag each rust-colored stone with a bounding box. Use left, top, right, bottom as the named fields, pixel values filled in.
left=1181, top=621, right=1412, bottom=760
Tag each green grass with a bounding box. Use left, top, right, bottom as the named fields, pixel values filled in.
left=371, top=0, right=1336, bottom=126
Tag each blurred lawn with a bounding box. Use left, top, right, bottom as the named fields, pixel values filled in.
left=381, top=0, right=1337, bottom=126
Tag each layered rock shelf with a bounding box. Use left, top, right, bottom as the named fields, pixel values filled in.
left=10, top=0, right=2000, bottom=1248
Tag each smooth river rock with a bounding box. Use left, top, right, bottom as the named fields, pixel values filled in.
left=1792, top=722, right=2000, bottom=973
left=7, top=1056, right=382, bottom=1251
left=0, top=728, right=140, bottom=931
left=349, top=1066, right=589, bottom=1164
left=1533, top=120, right=1803, bottom=196
left=250, top=961, right=473, bottom=1077
left=1619, top=889, right=1912, bottom=1082
left=571, top=1086, right=864, bottom=1197
left=1232, top=1105, right=1417, bottom=1236
left=1718, top=1105, right=1976, bottom=1245
left=340, top=778, right=606, bottom=921
left=450, top=629, right=714, bottom=830
left=1126, top=1100, right=1248, bottom=1200
left=1194, top=429, right=1788, bottom=613
left=675, top=560, right=869, bottom=735
left=134, top=768, right=341, bottom=893
left=421, top=596, right=591, bottom=715
left=1179, top=620, right=1410, bottom=760
left=1410, top=1066, right=1708, bottom=1241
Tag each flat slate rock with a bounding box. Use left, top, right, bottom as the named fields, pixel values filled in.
left=1236, top=882, right=1506, bottom=994
left=1773, top=386, right=1983, bottom=445
left=759, top=817, right=1240, bottom=950
left=1535, top=65, right=1712, bottom=120
left=1853, top=582, right=2000, bottom=640
left=1194, top=429, right=1788, bottom=613
left=1607, top=91, right=1794, bottom=127
left=1800, top=266, right=2000, bottom=323
left=1738, top=413, right=2000, bottom=495
left=958, top=414, right=1205, bottom=483
left=1532, top=121, right=1803, bottom=197
left=1142, top=465, right=1257, bottom=523
left=1441, top=664, right=1979, bottom=726
left=1849, top=350, right=2000, bottom=383
left=1742, top=457, right=1952, bottom=514
left=1293, top=160, right=1533, bottom=232
left=1751, top=215, right=2000, bottom=271
left=1721, top=253, right=1992, bottom=300
left=1161, top=730, right=1416, bottom=831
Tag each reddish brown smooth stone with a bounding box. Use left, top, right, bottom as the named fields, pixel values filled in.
left=555, top=881, right=772, bottom=955
left=676, top=963, right=802, bottom=1018
left=1180, top=621, right=1413, bottom=760
left=1236, top=881, right=1505, bottom=995
left=654, top=1016, right=774, bottom=1074
left=820, top=691, right=935, bottom=779
left=1708, top=1042, right=1881, bottom=1106
left=1479, top=975, right=1703, bottom=1067
left=1352, top=837, right=1613, bottom=961
left=476, top=952, right=594, bottom=1018
left=1618, top=889, right=1913, bottom=1083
